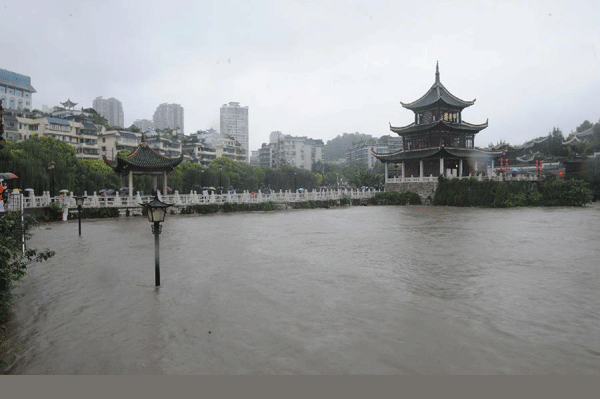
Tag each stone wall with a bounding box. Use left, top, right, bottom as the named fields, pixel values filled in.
left=385, top=181, right=437, bottom=203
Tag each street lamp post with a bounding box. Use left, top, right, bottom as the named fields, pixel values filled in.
left=294, top=172, right=297, bottom=192
left=140, top=195, right=173, bottom=287
left=218, top=165, right=223, bottom=195
left=47, top=161, right=56, bottom=201
left=74, top=195, right=86, bottom=236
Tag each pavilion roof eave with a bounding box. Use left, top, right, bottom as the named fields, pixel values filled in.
left=390, top=119, right=488, bottom=135
left=371, top=146, right=503, bottom=163
left=103, top=142, right=184, bottom=174
left=400, top=82, right=475, bottom=111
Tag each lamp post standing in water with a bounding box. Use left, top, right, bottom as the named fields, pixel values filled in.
left=47, top=161, right=55, bottom=201
left=141, top=195, right=173, bottom=287
left=218, top=165, right=223, bottom=195
left=74, top=195, right=86, bottom=236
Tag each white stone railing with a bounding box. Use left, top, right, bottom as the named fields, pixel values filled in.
left=19, top=189, right=379, bottom=209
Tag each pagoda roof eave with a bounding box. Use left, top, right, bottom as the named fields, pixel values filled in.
left=371, top=146, right=503, bottom=163
left=400, top=82, right=475, bottom=111
left=390, top=119, right=488, bottom=135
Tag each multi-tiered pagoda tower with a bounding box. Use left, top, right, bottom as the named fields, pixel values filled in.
left=373, top=63, right=501, bottom=196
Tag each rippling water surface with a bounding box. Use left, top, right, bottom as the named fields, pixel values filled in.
left=11, top=204, right=600, bottom=374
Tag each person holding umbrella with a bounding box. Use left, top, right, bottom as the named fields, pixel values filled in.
left=0, top=181, right=5, bottom=213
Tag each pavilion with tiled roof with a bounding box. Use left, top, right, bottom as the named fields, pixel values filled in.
left=103, top=133, right=183, bottom=197
left=60, top=99, right=78, bottom=109
left=372, top=62, right=502, bottom=188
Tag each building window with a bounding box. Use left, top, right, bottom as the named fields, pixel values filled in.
left=0, top=86, right=5, bottom=93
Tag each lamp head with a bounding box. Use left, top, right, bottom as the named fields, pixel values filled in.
left=140, top=195, right=173, bottom=223
left=75, top=195, right=86, bottom=206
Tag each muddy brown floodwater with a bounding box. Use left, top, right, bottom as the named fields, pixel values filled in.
left=9, top=204, right=600, bottom=374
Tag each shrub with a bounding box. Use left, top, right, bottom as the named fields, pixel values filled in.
left=433, top=177, right=592, bottom=207
left=44, top=201, right=64, bottom=221
left=340, top=195, right=352, bottom=205
left=67, top=207, right=119, bottom=219
left=373, top=190, right=422, bottom=205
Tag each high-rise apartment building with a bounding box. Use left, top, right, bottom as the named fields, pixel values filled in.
left=259, top=131, right=324, bottom=170
left=0, top=68, right=36, bottom=111
left=220, top=102, right=249, bottom=162
left=93, top=96, right=124, bottom=128
left=133, top=118, right=155, bottom=132
left=153, top=103, right=184, bottom=133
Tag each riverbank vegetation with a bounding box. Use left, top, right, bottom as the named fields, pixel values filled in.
left=0, top=137, right=385, bottom=196
left=433, top=176, right=593, bottom=207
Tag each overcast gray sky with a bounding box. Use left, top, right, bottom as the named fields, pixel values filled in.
left=4, top=0, right=599, bottom=151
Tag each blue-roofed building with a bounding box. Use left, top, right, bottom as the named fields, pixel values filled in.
left=0, top=68, right=36, bottom=111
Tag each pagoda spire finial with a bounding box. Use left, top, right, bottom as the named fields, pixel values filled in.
left=435, top=61, right=440, bottom=83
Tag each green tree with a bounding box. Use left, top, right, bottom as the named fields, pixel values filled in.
left=576, top=120, right=593, bottom=133
left=0, top=136, right=79, bottom=194
left=128, top=124, right=141, bottom=133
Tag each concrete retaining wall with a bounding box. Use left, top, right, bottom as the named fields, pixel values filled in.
left=385, top=181, right=437, bottom=203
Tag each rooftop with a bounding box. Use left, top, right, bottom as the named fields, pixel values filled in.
left=400, top=63, right=475, bottom=111
left=0, top=68, right=37, bottom=93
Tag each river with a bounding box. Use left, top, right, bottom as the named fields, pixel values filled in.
left=9, top=204, right=600, bottom=374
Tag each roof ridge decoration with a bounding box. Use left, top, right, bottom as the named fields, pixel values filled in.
left=400, top=62, right=476, bottom=110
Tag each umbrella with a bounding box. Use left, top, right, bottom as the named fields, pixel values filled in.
left=60, top=189, right=70, bottom=193
left=0, top=172, right=18, bottom=180
left=98, top=189, right=108, bottom=194
left=106, top=189, right=116, bottom=195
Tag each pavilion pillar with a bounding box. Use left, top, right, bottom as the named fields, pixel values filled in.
left=459, top=159, right=463, bottom=178
left=384, top=163, right=388, bottom=183
left=163, top=171, right=168, bottom=195
left=153, top=175, right=158, bottom=192
left=419, top=160, right=424, bottom=180
left=440, top=157, right=444, bottom=176
left=128, top=170, right=133, bottom=198
left=401, top=162, right=405, bottom=180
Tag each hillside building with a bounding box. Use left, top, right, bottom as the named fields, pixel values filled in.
left=0, top=68, right=36, bottom=111
left=220, top=102, right=249, bottom=162
left=93, top=96, right=124, bottom=128
left=153, top=103, right=184, bottom=133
